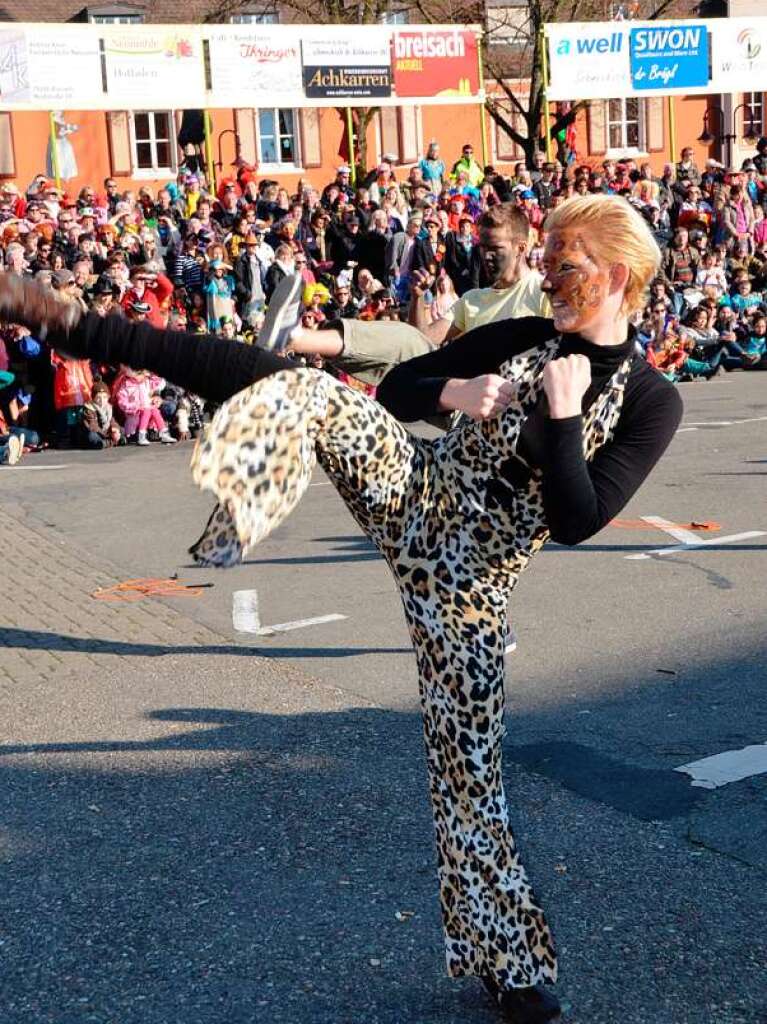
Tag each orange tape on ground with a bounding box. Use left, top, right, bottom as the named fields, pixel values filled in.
left=610, top=519, right=721, bottom=531
left=92, top=578, right=205, bottom=602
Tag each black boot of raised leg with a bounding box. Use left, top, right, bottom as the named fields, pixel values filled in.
left=482, top=974, right=562, bottom=1023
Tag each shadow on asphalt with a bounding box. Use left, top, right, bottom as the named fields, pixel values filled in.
left=222, top=542, right=767, bottom=568
left=244, top=553, right=382, bottom=566
left=0, top=627, right=412, bottom=660
left=0, top=644, right=764, bottom=1022
left=312, top=536, right=376, bottom=547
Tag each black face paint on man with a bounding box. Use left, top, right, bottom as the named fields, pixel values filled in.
left=479, top=226, right=519, bottom=287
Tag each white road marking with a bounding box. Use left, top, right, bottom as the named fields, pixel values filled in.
left=255, top=614, right=347, bottom=635
left=681, top=414, right=767, bottom=428
left=10, top=464, right=73, bottom=471
left=640, top=515, right=703, bottom=546
left=675, top=742, right=767, bottom=789
left=676, top=427, right=698, bottom=433
left=309, top=482, right=333, bottom=487
left=233, top=588, right=346, bottom=637
left=683, top=420, right=734, bottom=426
left=625, top=530, right=766, bottom=560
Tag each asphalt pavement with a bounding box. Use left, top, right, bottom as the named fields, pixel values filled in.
left=0, top=372, right=765, bottom=1024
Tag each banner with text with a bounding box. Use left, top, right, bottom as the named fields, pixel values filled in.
left=207, top=26, right=303, bottom=108
left=709, top=18, right=767, bottom=94
left=101, top=26, right=205, bottom=108
left=393, top=28, right=480, bottom=100
left=0, top=22, right=483, bottom=110
left=546, top=15, right=767, bottom=100
left=0, top=25, right=104, bottom=108
left=301, top=29, right=392, bottom=100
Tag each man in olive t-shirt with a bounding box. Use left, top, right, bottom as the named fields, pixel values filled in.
left=284, top=204, right=550, bottom=387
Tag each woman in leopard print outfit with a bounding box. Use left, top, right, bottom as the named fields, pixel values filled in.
left=0, top=195, right=682, bottom=1023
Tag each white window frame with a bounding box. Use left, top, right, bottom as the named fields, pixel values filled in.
left=744, top=91, right=764, bottom=136
left=380, top=9, right=408, bottom=24
left=607, top=0, right=641, bottom=18
left=486, top=4, right=531, bottom=48
left=255, top=107, right=302, bottom=172
left=230, top=11, right=279, bottom=23
left=606, top=96, right=647, bottom=157
left=129, top=110, right=177, bottom=179
left=88, top=6, right=144, bottom=23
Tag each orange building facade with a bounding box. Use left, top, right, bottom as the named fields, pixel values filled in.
left=0, top=88, right=763, bottom=196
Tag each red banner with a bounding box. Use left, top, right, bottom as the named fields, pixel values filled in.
left=392, top=29, right=480, bottom=99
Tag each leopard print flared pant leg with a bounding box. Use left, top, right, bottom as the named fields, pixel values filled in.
left=191, top=367, right=556, bottom=988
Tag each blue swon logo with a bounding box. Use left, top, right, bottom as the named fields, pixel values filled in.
left=629, top=25, right=710, bottom=90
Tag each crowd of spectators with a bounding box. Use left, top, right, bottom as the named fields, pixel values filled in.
left=2, top=135, right=767, bottom=465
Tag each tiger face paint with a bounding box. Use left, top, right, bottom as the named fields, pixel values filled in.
left=542, top=229, right=611, bottom=333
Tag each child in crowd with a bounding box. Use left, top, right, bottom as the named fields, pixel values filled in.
left=51, top=351, right=94, bottom=448
left=82, top=380, right=124, bottom=448
left=112, top=365, right=177, bottom=445
left=204, top=259, right=236, bottom=331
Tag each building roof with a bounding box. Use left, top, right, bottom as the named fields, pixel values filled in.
left=0, top=0, right=235, bottom=20
left=0, top=0, right=704, bottom=22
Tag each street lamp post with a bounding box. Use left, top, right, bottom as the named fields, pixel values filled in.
left=733, top=103, right=761, bottom=145
left=215, top=128, right=242, bottom=177
left=697, top=103, right=760, bottom=168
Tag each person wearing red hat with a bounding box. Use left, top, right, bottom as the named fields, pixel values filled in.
left=121, top=264, right=174, bottom=329
left=446, top=195, right=468, bottom=233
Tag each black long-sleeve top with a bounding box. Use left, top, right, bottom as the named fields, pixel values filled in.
left=62, top=312, right=286, bottom=405
left=377, top=317, right=683, bottom=545
left=57, top=312, right=682, bottom=547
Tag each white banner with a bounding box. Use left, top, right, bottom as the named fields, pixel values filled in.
left=710, top=17, right=767, bottom=94
left=547, top=22, right=627, bottom=100
left=27, top=27, right=104, bottom=108
left=101, top=26, right=205, bottom=108
left=0, top=22, right=482, bottom=111
left=547, top=15, right=767, bottom=100
left=207, top=26, right=303, bottom=108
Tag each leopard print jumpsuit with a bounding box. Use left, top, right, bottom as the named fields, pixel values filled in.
left=190, top=337, right=632, bottom=990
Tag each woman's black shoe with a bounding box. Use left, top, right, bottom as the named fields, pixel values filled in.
left=482, top=974, right=562, bottom=1023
